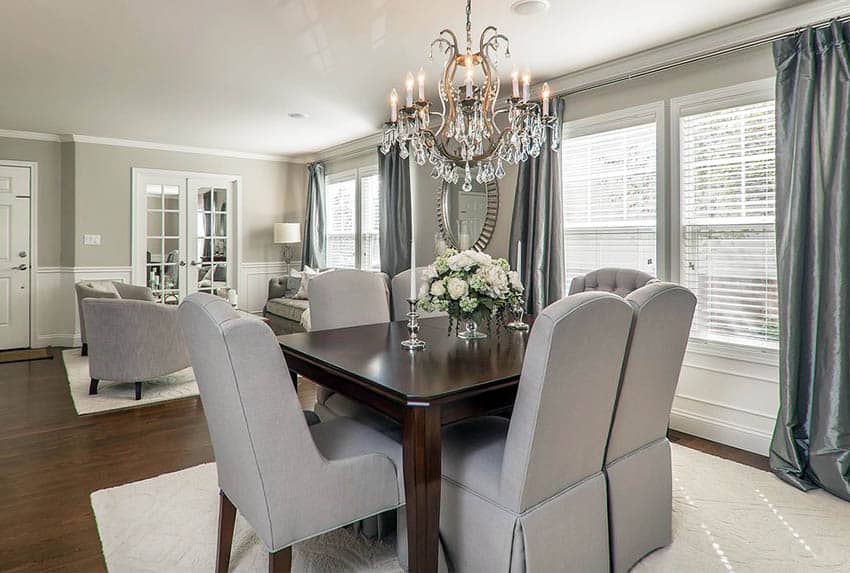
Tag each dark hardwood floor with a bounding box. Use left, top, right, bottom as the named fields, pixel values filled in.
left=0, top=347, right=769, bottom=572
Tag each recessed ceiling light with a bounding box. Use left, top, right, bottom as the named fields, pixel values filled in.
left=288, top=112, right=309, bottom=119
left=510, top=0, right=550, bottom=16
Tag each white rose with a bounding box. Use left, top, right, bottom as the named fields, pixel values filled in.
left=467, top=250, right=493, bottom=267
left=447, top=252, right=475, bottom=271
left=430, top=280, right=447, bottom=297
left=446, top=277, right=469, bottom=300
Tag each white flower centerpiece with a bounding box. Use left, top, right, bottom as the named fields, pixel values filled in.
left=418, top=248, right=524, bottom=339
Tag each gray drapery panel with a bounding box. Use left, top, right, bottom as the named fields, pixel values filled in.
left=769, top=21, right=850, bottom=501
left=509, top=97, right=565, bottom=314
left=378, top=145, right=412, bottom=278
left=302, top=162, right=326, bottom=269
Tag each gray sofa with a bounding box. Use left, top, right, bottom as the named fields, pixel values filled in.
left=263, top=276, right=309, bottom=335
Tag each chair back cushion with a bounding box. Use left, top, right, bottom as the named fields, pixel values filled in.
left=178, top=293, right=324, bottom=548
left=390, top=267, right=448, bottom=321
left=500, top=292, right=633, bottom=512
left=606, top=282, right=696, bottom=463
left=569, top=268, right=657, bottom=297
left=308, top=269, right=391, bottom=330
left=75, top=281, right=121, bottom=343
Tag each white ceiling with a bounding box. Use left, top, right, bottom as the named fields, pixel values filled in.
left=0, top=0, right=809, bottom=157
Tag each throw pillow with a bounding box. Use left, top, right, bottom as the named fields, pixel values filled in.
left=292, top=266, right=320, bottom=299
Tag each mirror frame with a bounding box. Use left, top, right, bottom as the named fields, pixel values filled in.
left=436, top=179, right=499, bottom=252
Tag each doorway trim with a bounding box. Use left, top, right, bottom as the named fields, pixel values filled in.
left=130, top=168, right=244, bottom=298
left=0, top=160, right=38, bottom=349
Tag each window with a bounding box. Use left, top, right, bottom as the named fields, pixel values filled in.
left=324, top=167, right=381, bottom=270
left=561, top=107, right=660, bottom=287
left=678, top=97, right=777, bottom=349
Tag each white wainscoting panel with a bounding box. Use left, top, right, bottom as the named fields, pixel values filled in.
left=671, top=345, right=779, bottom=456
left=35, top=267, right=132, bottom=348
left=238, top=261, right=295, bottom=313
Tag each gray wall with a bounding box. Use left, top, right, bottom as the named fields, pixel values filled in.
left=72, top=143, right=306, bottom=267
left=0, top=136, right=64, bottom=266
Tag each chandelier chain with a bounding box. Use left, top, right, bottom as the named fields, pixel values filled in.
left=465, top=0, right=472, bottom=54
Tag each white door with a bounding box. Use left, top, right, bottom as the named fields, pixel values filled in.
left=0, top=165, right=31, bottom=349
left=187, top=179, right=236, bottom=296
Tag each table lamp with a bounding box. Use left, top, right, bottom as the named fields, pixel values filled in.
left=274, top=222, right=301, bottom=276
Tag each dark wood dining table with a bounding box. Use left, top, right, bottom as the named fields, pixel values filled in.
left=277, top=316, right=531, bottom=573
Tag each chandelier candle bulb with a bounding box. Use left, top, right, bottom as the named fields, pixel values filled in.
left=511, top=69, right=519, bottom=98
left=465, top=68, right=474, bottom=98
left=541, top=82, right=550, bottom=116
left=417, top=68, right=425, bottom=100
left=522, top=72, right=530, bottom=101
left=390, top=88, right=398, bottom=122
left=405, top=72, right=414, bottom=107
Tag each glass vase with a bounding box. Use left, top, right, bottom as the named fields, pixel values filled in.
left=457, top=318, right=488, bottom=340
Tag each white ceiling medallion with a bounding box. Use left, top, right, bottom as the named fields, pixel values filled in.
left=510, top=0, right=551, bottom=16
left=380, top=0, right=559, bottom=192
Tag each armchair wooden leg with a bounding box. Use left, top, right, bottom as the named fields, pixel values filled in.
left=81, top=343, right=88, bottom=356
left=216, top=491, right=236, bottom=573
left=268, top=547, right=292, bottom=573
left=134, top=382, right=143, bottom=401
left=89, top=378, right=99, bottom=395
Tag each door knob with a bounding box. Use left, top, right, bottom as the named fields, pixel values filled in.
left=13, top=264, right=28, bottom=271
left=179, top=260, right=187, bottom=267
left=189, top=260, right=199, bottom=266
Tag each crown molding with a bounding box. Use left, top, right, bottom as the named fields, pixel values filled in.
left=0, top=128, right=62, bottom=143
left=541, top=0, right=849, bottom=97
left=312, top=131, right=383, bottom=163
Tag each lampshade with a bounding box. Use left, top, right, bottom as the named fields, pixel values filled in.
left=273, top=222, right=301, bottom=244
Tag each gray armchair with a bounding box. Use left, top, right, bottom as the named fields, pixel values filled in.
left=75, top=280, right=155, bottom=355
left=308, top=270, right=396, bottom=432
left=83, top=298, right=190, bottom=400
left=178, top=293, right=404, bottom=572
left=568, top=267, right=657, bottom=297
left=605, top=282, right=696, bottom=572
left=390, top=267, right=448, bottom=321
left=427, top=292, right=634, bottom=572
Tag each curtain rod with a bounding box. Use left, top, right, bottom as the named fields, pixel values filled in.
left=559, top=14, right=850, bottom=97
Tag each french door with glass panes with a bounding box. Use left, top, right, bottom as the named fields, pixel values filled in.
left=134, top=170, right=237, bottom=305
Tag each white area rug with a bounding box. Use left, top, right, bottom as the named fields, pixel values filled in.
left=62, top=349, right=199, bottom=415
left=91, top=444, right=850, bottom=572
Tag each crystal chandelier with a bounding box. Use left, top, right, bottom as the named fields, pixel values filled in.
left=380, top=0, right=560, bottom=192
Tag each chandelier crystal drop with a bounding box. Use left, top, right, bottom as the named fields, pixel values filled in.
left=380, top=0, right=559, bottom=192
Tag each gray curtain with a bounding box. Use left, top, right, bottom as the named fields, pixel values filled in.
left=769, top=21, right=850, bottom=501
left=509, top=97, right=565, bottom=314
left=302, top=162, right=326, bottom=269
left=378, top=145, right=412, bottom=277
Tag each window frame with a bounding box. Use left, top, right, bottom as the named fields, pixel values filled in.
left=561, top=101, right=668, bottom=284
left=670, top=77, right=778, bottom=361
left=324, top=164, right=380, bottom=271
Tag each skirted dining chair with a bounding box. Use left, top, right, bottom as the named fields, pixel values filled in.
left=428, top=292, right=634, bottom=572
left=605, top=282, right=696, bottom=572
left=74, top=280, right=155, bottom=355
left=308, top=269, right=396, bottom=431
left=568, top=268, right=657, bottom=298
left=390, top=267, right=448, bottom=321
left=178, top=293, right=406, bottom=573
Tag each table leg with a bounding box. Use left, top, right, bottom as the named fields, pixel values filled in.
left=288, top=369, right=298, bottom=389
left=402, top=405, right=442, bottom=573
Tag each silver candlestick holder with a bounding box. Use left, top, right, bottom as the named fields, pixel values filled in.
left=507, top=305, right=530, bottom=331
left=401, top=298, right=427, bottom=350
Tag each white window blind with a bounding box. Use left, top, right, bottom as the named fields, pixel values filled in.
left=324, top=168, right=381, bottom=270
left=562, top=122, right=657, bottom=286
left=679, top=100, right=778, bottom=349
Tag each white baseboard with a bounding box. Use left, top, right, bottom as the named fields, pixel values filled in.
left=670, top=407, right=772, bottom=456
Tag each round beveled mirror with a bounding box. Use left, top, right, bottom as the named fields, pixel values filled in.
left=436, top=178, right=499, bottom=251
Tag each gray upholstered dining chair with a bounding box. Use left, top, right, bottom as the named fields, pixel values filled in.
left=83, top=298, right=190, bottom=400
left=390, top=267, right=448, bottom=321
left=429, top=292, right=634, bottom=572
left=178, top=293, right=405, bottom=573
left=568, top=267, right=657, bottom=297
left=308, top=269, right=395, bottom=430
left=605, top=282, right=696, bottom=572
left=75, top=280, right=155, bottom=355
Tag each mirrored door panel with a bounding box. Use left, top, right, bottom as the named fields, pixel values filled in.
left=189, top=182, right=234, bottom=297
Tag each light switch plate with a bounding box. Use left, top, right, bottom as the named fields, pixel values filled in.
left=83, top=234, right=102, bottom=246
